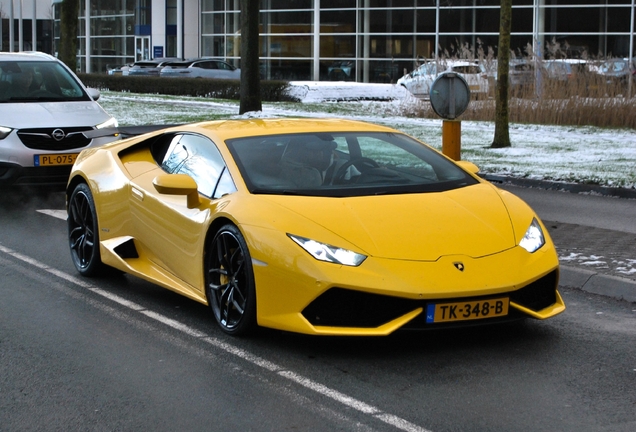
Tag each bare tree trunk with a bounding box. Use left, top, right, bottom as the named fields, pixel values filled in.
left=491, top=0, right=512, bottom=148
left=239, top=0, right=262, bottom=115
left=59, top=0, right=79, bottom=72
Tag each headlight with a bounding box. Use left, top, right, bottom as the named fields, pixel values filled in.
left=519, top=218, right=545, bottom=253
left=96, top=117, right=118, bottom=129
left=288, top=234, right=367, bottom=266
left=0, top=126, right=12, bottom=140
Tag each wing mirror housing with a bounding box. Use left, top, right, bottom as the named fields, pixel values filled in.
left=153, top=174, right=200, bottom=208
left=456, top=160, right=480, bottom=175
left=86, top=87, right=101, bottom=101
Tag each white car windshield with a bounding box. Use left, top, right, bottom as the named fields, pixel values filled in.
left=227, top=132, right=478, bottom=197
left=0, top=60, right=90, bottom=103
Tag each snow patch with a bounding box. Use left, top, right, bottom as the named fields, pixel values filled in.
left=286, top=81, right=410, bottom=102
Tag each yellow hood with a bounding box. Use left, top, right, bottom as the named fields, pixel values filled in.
left=259, top=183, right=517, bottom=261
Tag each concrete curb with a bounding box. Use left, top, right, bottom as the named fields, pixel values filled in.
left=560, top=265, right=636, bottom=303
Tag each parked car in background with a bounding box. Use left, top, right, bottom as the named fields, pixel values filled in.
left=327, top=61, right=355, bottom=81
left=398, top=60, right=490, bottom=98
left=107, top=63, right=132, bottom=76
left=127, top=58, right=179, bottom=77
left=508, top=58, right=544, bottom=93
left=543, top=59, right=599, bottom=95
left=595, top=58, right=635, bottom=85
left=371, top=63, right=401, bottom=83
left=397, top=62, right=440, bottom=98
left=448, top=61, right=490, bottom=96
left=0, top=52, right=118, bottom=187
left=159, top=59, right=241, bottom=79
left=543, top=59, right=589, bottom=82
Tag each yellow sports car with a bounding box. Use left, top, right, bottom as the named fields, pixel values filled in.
left=67, top=118, right=565, bottom=336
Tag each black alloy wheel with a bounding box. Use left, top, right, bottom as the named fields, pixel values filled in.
left=68, top=183, right=104, bottom=276
left=206, top=224, right=256, bottom=336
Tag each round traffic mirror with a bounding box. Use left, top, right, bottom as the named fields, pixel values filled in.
left=429, top=72, right=471, bottom=120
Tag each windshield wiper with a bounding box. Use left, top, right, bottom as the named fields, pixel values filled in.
left=6, top=96, right=62, bottom=102
left=251, top=188, right=323, bottom=196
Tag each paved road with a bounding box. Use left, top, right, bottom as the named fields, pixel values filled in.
left=1, top=186, right=634, bottom=432
left=498, top=183, right=636, bottom=302
left=498, top=184, right=636, bottom=234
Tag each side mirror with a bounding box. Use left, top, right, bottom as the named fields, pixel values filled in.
left=86, top=87, right=101, bottom=101
left=153, top=174, right=200, bottom=209
left=456, top=160, right=480, bottom=175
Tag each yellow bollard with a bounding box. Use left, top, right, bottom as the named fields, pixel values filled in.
left=442, top=120, right=461, bottom=161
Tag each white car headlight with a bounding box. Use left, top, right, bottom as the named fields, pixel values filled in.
left=288, top=234, right=367, bottom=266
left=519, top=218, right=545, bottom=253
left=0, top=126, right=12, bottom=140
left=96, top=117, right=118, bottom=129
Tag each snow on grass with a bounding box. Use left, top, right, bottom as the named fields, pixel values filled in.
left=99, top=87, right=636, bottom=189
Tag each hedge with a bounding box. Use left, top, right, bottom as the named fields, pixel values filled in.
left=77, top=74, right=297, bottom=102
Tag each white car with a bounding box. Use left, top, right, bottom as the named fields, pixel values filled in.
left=160, top=59, right=241, bottom=79
left=398, top=60, right=490, bottom=98
left=397, top=61, right=441, bottom=98
left=0, top=52, right=118, bottom=187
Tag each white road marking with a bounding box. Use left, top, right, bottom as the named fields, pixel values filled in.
left=37, top=209, right=67, bottom=220
left=0, top=243, right=432, bottom=432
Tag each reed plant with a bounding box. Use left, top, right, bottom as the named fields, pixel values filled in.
left=401, top=41, right=636, bottom=129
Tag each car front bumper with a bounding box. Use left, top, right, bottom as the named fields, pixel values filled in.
left=0, top=134, right=119, bottom=187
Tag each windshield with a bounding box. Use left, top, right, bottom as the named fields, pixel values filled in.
left=600, top=61, right=626, bottom=73
left=0, top=60, right=90, bottom=103
left=227, top=132, right=478, bottom=197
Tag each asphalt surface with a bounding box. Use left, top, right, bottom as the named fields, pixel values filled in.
left=487, top=175, right=636, bottom=304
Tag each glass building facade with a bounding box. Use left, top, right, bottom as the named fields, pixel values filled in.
left=4, top=0, right=633, bottom=79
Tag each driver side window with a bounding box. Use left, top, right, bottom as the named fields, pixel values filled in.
left=161, top=133, right=237, bottom=199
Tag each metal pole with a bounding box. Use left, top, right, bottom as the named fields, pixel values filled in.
left=363, top=0, right=370, bottom=82
left=442, top=77, right=461, bottom=161
left=629, top=0, right=634, bottom=98
left=9, top=0, right=14, bottom=52
left=313, top=0, right=320, bottom=80
left=85, top=1, right=91, bottom=72
left=435, top=0, right=439, bottom=67
left=442, top=121, right=461, bottom=161
left=32, top=0, right=36, bottom=51
left=18, top=0, right=23, bottom=51
left=177, top=0, right=183, bottom=59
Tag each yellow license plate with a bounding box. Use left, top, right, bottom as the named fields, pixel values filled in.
left=426, top=298, right=509, bottom=323
left=469, top=85, right=480, bottom=91
left=35, top=153, right=78, bottom=167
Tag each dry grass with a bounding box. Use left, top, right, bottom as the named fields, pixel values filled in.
left=401, top=73, right=636, bottom=129
left=401, top=42, right=636, bottom=129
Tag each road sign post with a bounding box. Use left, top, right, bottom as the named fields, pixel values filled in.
left=430, top=72, right=471, bottom=161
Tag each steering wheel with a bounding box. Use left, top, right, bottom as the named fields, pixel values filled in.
left=333, top=157, right=379, bottom=184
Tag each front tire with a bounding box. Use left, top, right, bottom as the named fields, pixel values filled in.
left=68, top=183, right=105, bottom=276
left=205, top=224, right=257, bottom=336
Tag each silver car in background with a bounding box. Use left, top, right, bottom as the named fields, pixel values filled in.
left=160, top=58, right=241, bottom=79
left=398, top=60, right=490, bottom=99
left=127, top=58, right=179, bottom=77
left=0, top=52, right=118, bottom=187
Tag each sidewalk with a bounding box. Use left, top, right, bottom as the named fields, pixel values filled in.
left=548, top=220, right=636, bottom=303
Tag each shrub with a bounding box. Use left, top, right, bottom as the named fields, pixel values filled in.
left=77, top=74, right=296, bottom=102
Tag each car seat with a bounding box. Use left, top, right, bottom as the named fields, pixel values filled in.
left=279, top=137, right=337, bottom=188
